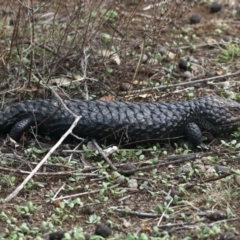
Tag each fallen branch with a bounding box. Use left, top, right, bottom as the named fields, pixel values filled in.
left=115, top=209, right=161, bottom=218
left=53, top=183, right=120, bottom=201
left=119, top=70, right=240, bottom=95
left=0, top=165, right=73, bottom=176
left=4, top=116, right=81, bottom=202
left=92, top=139, right=117, bottom=171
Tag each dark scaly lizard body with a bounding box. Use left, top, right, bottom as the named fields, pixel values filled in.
left=0, top=95, right=240, bottom=147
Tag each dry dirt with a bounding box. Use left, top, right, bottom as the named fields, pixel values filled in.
left=0, top=0, right=240, bottom=239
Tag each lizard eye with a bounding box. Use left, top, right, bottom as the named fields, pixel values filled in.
left=232, top=107, right=240, bottom=114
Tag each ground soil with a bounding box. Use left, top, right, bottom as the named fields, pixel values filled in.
left=0, top=0, right=240, bottom=239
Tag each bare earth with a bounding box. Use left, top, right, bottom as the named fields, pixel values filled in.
left=0, top=1, right=240, bottom=239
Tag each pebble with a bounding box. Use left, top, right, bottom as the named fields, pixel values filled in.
left=183, top=71, right=192, bottom=79
left=95, top=224, right=112, bottom=238
left=222, top=36, right=232, bottom=42
left=180, top=163, right=193, bottom=174
left=189, top=15, right=201, bottom=24
left=148, top=58, right=158, bottom=65
left=166, top=51, right=176, bottom=60
left=120, top=81, right=133, bottom=91
left=214, top=165, right=230, bottom=174
left=179, top=59, right=191, bottom=70
left=121, top=163, right=136, bottom=176
left=127, top=179, right=138, bottom=189
left=210, top=2, right=222, bottom=13
left=122, top=218, right=131, bottom=228
left=142, top=53, right=149, bottom=63
left=49, top=232, right=65, bottom=240
left=206, top=210, right=227, bottom=221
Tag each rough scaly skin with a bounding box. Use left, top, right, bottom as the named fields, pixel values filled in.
left=1, top=95, right=240, bottom=146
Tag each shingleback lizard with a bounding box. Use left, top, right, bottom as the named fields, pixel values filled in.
left=1, top=95, right=240, bottom=147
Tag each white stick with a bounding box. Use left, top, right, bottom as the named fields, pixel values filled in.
left=4, top=116, right=81, bottom=202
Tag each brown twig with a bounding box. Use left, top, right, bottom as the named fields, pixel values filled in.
left=115, top=209, right=161, bottom=218
left=119, top=70, right=240, bottom=95
left=0, top=165, right=72, bottom=176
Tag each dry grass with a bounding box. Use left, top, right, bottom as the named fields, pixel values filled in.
left=1, top=0, right=240, bottom=239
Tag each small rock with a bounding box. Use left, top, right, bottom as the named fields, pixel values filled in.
left=122, top=163, right=136, bottom=176
left=183, top=71, right=192, bottom=79
left=148, top=58, right=158, bottom=65
left=122, top=218, right=131, bottom=228
left=180, top=163, right=193, bottom=174
left=95, top=224, right=112, bottom=238
left=166, top=51, right=176, bottom=60
left=178, top=59, right=191, bottom=71
left=142, top=54, right=149, bottom=63
left=189, top=14, right=201, bottom=24
left=120, top=81, right=133, bottom=91
left=207, top=210, right=227, bottom=221
left=49, top=232, right=65, bottom=240
left=127, top=179, right=138, bottom=189
left=210, top=2, right=222, bottom=13
left=82, top=205, right=95, bottom=215
left=215, top=165, right=230, bottom=174
left=222, top=36, right=232, bottom=42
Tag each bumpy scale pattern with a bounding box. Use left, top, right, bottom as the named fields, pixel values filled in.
left=0, top=95, right=240, bottom=145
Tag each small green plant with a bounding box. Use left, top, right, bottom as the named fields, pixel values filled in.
left=221, top=139, right=240, bottom=150
left=101, top=9, right=118, bottom=23
left=216, top=44, right=240, bottom=63
left=15, top=201, right=42, bottom=217
left=82, top=144, right=99, bottom=158
left=199, top=224, right=221, bottom=239
left=0, top=175, right=16, bottom=188
left=154, top=202, right=174, bottom=215
left=86, top=214, right=101, bottom=224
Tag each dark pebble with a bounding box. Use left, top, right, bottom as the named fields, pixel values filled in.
left=210, top=2, right=222, bottom=13
left=222, top=36, right=231, bottom=42
left=120, top=81, right=133, bottom=91
left=82, top=205, right=95, bottom=215
left=207, top=210, right=227, bottom=221
left=49, top=232, right=65, bottom=240
left=121, top=163, right=136, bottom=176
left=189, top=15, right=201, bottom=24
left=178, top=59, right=191, bottom=71
left=95, top=224, right=112, bottom=238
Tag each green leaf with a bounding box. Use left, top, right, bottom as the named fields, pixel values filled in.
left=32, top=147, right=48, bottom=154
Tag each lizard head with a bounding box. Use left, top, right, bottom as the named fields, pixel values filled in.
left=198, top=95, right=240, bottom=131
